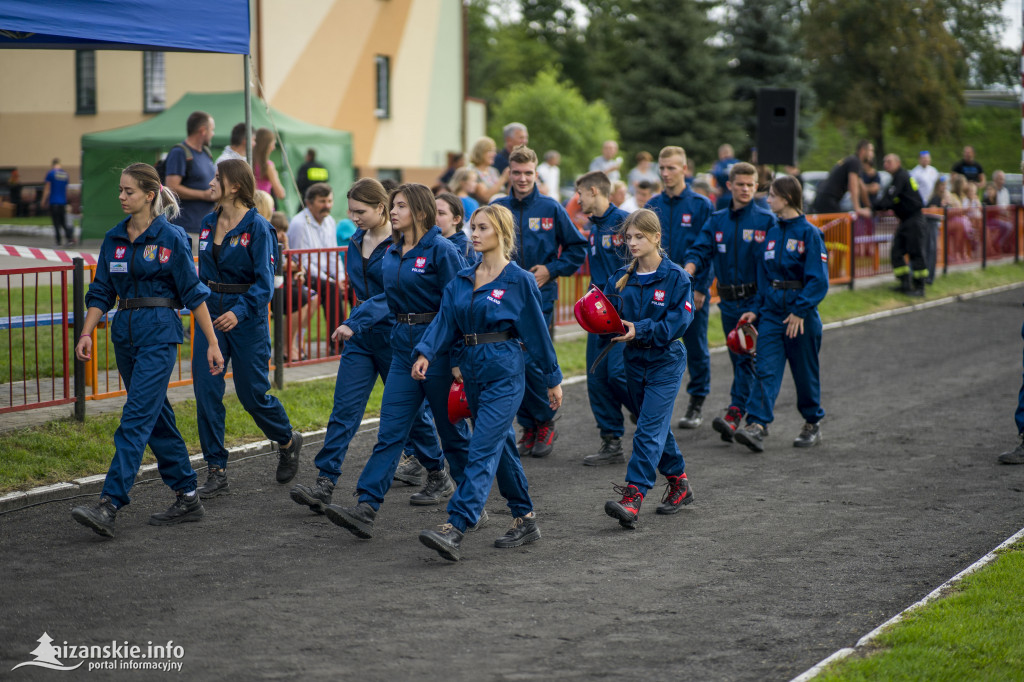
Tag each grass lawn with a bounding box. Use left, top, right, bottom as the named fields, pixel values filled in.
left=817, top=542, right=1024, bottom=682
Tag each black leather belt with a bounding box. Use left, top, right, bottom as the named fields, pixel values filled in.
left=396, top=312, right=437, bottom=325
left=717, top=282, right=757, bottom=301
left=626, top=340, right=654, bottom=350
left=464, top=331, right=514, bottom=346
left=117, top=297, right=180, bottom=311
left=207, top=281, right=252, bottom=293
left=771, top=280, right=803, bottom=290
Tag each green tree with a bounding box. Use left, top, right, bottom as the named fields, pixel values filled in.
left=466, top=0, right=558, bottom=105
left=938, top=0, right=1017, bottom=88
left=585, top=0, right=743, bottom=170
left=487, top=67, right=619, bottom=180
left=803, top=0, right=962, bottom=157
left=727, top=0, right=817, bottom=159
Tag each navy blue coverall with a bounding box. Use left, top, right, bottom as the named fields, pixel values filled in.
left=646, top=188, right=714, bottom=402
left=584, top=203, right=632, bottom=437
left=494, top=185, right=586, bottom=429
left=603, top=259, right=694, bottom=495
left=744, top=215, right=829, bottom=428
left=415, top=261, right=563, bottom=532
left=312, top=229, right=440, bottom=484
left=193, top=208, right=293, bottom=469
left=353, top=226, right=471, bottom=509
left=684, top=202, right=777, bottom=413
left=85, top=215, right=211, bottom=507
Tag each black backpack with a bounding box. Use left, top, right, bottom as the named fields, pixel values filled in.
left=156, top=143, right=206, bottom=184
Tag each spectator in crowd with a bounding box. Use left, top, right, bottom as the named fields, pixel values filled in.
left=690, top=178, right=714, bottom=201
left=448, top=167, right=480, bottom=223
left=437, top=152, right=465, bottom=189
left=910, top=151, right=939, bottom=205
left=754, top=165, right=775, bottom=210
left=627, top=151, right=660, bottom=195
left=9, top=169, right=28, bottom=217
left=860, top=158, right=881, bottom=206
left=165, top=111, right=217, bottom=238
left=253, top=128, right=286, bottom=201
left=927, top=176, right=949, bottom=208
left=288, top=183, right=344, bottom=350
left=271, top=211, right=317, bottom=362
left=952, top=145, right=985, bottom=185
left=945, top=174, right=974, bottom=262
left=563, top=192, right=589, bottom=231
left=493, top=123, right=528, bottom=174
left=295, top=149, right=329, bottom=205
left=784, top=164, right=803, bottom=188
left=634, top=179, right=660, bottom=209
left=537, top=150, right=562, bottom=200
left=612, top=180, right=637, bottom=212
left=41, top=158, right=73, bottom=246
left=216, top=122, right=247, bottom=165
left=991, top=170, right=1010, bottom=206
left=711, top=144, right=740, bottom=210
left=589, top=140, right=624, bottom=183
left=813, top=139, right=874, bottom=218
left=469, top=136, right=508, bottom=204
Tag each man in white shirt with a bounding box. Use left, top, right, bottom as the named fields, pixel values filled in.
left=288, top=183, right=344, bottom=350
left=216, top=123, right=248, bottom=165
left=909, top=150, right=940, bottom=205
left=993, top=170, right=1011, bottom=206
left=589, top=140, right=623, bottom=183
left=537, top=150, right=562, bottom=200
left=611, top=180, right=637, bottom=212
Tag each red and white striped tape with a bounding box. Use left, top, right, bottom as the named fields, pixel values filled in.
left=0, top=244, right=97, bottom=266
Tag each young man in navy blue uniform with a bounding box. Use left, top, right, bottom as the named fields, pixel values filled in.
left=494, top=147, right=587, bottom=457
left=684, top=162, right=776, bottom=441
left=645, top=146, right=714, bottom=430
left=575, top=171, right=633, bottom=465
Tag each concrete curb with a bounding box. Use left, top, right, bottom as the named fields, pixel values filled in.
left=3, top=279, right=1022, bottom=514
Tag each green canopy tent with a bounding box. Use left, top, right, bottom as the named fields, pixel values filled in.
left=80, top=91, right=353, bottom=238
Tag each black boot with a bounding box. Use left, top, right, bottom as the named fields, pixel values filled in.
left=419, top=524, right=464, bottom=561
left=289, top=476, right=335, bottom=514
left=409, top=468, right=455, bottom=506
left=583, top=436, right=624, bottom=466
left=999, top=434, right=1024, bottom=465
left=148, top=491, right=204, bottom=526
left=907, top=278, right=925, bottom=298
left=276, top=431, right=303, bottom=484
left=494, top=512, right=541, bottom=547
left=677, top=396, right=704, bottom=429
left=197, top=466, right=229, bottom=497
left=71, top=497, right=118, bottom=538
left=393, top=454, right=425, bottom=486
left=325, top=501, right=377, bottom=538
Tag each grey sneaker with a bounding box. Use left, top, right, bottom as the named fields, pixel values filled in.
left=197, top=466, right=230, bottom=497
left=734, top=423, right=767, bottom=453
left=677, top=397, right=704, bottom=429
left=793, top=422, right=821, bottom=448
left=998, top=434, right=1024, bottom=464
left=148, top=491, right=204, bottom=526
left=394, top=454, right=426, bottom=486
left=289, top=476, right=335, bottom=514
left=409, top=468, right=455, bottom=506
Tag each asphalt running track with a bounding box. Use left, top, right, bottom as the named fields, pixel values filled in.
left=2, top=286, right=1023, bottom=681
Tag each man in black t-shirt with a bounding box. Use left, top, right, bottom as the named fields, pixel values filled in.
left=951, top=146, right=985, bottom=185
left=814, top=139, right=874, bottom=217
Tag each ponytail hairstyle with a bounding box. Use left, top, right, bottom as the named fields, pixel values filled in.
left=469, top=204, right=517, bottom=261
left=769, top=175, right=804, bottom=214
left=389, top=183, right=437, bottom=247
left=122, top=162, right=180, bottom=221
left=435, top=191, right=465, bottom=227
left=347, top=178, right=389, bottom=229
left=253, top=127, right=274, bottom=179
left=614, top=208, right=663, bottom=291
left=216, top=158, right=257, bottom=210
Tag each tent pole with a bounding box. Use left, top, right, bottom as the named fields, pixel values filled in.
left=244, top=54, right=253, bottom=163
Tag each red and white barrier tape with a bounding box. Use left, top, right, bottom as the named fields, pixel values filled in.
left=0, top=244, right=97, bottom=266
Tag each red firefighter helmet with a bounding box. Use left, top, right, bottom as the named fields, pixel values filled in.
left=726, top=320, right=758, bottom=356
left=447, top=380, right=472, bottom=423
left=574, top=285, right=626, bottom=336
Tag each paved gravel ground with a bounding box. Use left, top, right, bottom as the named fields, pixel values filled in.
left=2, top=287, right=1023, bottom=681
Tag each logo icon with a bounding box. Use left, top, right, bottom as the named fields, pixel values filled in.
left=786, top=238, right=798, bottom=252
left=541, top=218, right=554, bottom=231
left=200, top=229, right=210, bottom=239
left=767, top=240, right=776, bottom=250
left=415, top=257, right=427, bottom=268
left=490, top=289, right=505, bottom=300
left=742, top=229, right=753, bottom=243
left=754, top=231, right=766, bottom=243
left=528, top=218, right=541, bottom=232
left=612, top=234, right=623, bottom=247
left=114, top=246, right=126, bottom=259
left=229, top=236, right=240, bottom=247
left=602, top=235, right=611, bottom=249
left=240, top=233, right=250, bottom=247
left=158, top=247, right=171, bottom=264
left=12, top=633, right=83, bottom=672
left=797, top=240, right=805, bottom=254
left=654, top=290, right=666, bottom=302
left=715, top=232, right=724, bottom=243
left=681, top=214, right=692, bottom=225
left=143, top=245, right=157, bottom=261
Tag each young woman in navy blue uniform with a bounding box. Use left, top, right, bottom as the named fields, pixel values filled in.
left=413, top=204, right=563, bottom=561
left=324, top=183, right=471, bottom=538
left=290, top=179, right=441, bottom=512
left=734, top=175, right=829, bottom=452
left=192, top=159, right=303, bottom=496
left=70, top=163, right=224, bottom=538
left=435, top=192, right=476, bottom=262
left=603, top=209, right=695, bottom=529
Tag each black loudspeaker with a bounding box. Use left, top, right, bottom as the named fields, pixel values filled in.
left=756, top=88, right=799, bottom=166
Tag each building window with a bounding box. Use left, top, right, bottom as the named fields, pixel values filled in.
left=143, top=52, right=166, bottom=113
left=75, top=50, right=96, bottom=115
left=375, top=55, right=390, bottom=119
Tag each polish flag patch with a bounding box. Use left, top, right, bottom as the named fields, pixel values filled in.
left=114, top=246, right=126, bottom=259
left=821, top=252, right=828, bottom=262
left=684, top=300, right=693, bottom=312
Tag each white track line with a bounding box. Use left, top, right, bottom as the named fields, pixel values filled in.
left=790, top=526, right=1024, bottom=682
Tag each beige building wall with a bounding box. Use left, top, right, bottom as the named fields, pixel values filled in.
left=0, top=0, right=465, bottom=185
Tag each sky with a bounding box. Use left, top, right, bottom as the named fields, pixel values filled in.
left=1003, top=0, right=1022, bottom=49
